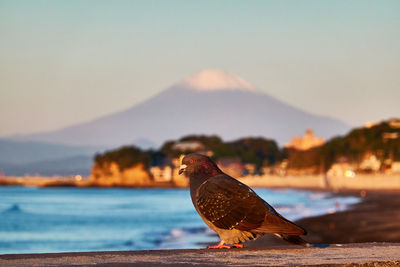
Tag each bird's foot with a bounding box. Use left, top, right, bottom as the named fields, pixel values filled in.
left=207, top=241, right=243, bottom=249
left=230, top=243, right=244, bottom=248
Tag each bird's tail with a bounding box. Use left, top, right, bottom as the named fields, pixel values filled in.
left=275, top=234, right=310, bottom=247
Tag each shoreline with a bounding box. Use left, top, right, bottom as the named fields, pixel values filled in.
left=239, top=173, right=400, bottom=191
left=2, top=173, right=400, bottom=191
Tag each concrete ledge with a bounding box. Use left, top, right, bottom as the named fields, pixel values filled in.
left=1, top=243, right=400, bottom=266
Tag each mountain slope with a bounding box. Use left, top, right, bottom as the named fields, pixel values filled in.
left=12, top=70, right=350, bottom=147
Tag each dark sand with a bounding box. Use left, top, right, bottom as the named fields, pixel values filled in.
left=248, top=190, right=400, bottom=247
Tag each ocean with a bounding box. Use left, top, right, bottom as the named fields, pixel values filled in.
left=0, top=186, right=359, bottom=254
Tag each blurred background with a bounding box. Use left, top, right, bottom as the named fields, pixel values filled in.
left=0, top=0, right=399, bottom=254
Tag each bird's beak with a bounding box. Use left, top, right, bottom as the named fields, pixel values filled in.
left=179, top=164, right=187, bottom=175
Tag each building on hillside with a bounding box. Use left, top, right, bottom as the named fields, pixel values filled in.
left=172, top=141, right=205, bottom=151
left=383, top=132, right=399, bottom=141
left=365, top=119, right=400, bottom=129
left=149, top=165, right=173, bottom=182
left=261, top=160, right=288, bottom=176
left=364, top=121, right=379, bottom=128
left=285, top=129, right=325, bottom=151
left=243, top=163, right=256, bottom=175
left=261, top=166, right=273, bottom=175
left=389, top=119, right=400, bottom=129
left=391, top=162, right=400, bottom=173
left=383, top=160, right=400, bottom=174
left=359, top=153, right=381, bottom=172
left=327, top=162, right=356, bottom=177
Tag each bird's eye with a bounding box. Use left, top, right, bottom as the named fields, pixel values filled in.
left=189, top=159, right=194, bottom=164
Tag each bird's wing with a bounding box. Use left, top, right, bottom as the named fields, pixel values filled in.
left=196, top=174, right=266, bottom=231
left=196, top=174, right=306, bottom=235
left=255, top=203, right=306, bottom=235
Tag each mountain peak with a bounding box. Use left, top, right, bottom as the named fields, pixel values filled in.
left=176, top=69, right=257, bottom=92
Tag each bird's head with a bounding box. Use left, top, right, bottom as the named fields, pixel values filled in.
left=179, top=153, right=221, bottom=179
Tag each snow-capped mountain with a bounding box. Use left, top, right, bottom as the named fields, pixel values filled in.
left=12, top=69, right=350, bottom=148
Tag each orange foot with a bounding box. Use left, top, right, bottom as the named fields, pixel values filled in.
left=207, top=241, right=244, bottom=249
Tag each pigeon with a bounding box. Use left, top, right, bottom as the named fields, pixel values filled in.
left=179, top=153, right=308, bottom=249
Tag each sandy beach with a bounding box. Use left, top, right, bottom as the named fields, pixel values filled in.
left=246, top=190, right=400, bottom=247
left=297, top=190, right=400, bottom=244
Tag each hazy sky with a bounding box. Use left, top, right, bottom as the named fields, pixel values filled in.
left=1, top=0, right=399, bottom=137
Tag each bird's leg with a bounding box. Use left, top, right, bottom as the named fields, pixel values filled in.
left=207, top=241, right=244, bottom=249
left=207, top=241, right=231, bottom=249
left=230, top=243, right=244, bottom=248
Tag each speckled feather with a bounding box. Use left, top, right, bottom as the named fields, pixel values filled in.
left=196, top=174, right=305, bottom=236
left=196, top=175, right=265, bottom=231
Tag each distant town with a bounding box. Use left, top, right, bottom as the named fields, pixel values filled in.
left=1, top=118, right=399, bottom=190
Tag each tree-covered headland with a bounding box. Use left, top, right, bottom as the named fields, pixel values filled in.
left=94, top=119, right=400, bottom=175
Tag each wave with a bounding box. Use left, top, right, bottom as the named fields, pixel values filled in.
left=2, top=204, right=22, bottom=214
left=145, top=226, right=210, bottom=249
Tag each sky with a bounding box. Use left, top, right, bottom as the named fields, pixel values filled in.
left=0, top=0, right=399, bottom=137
